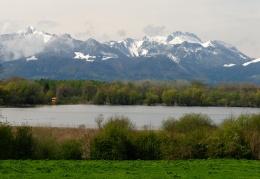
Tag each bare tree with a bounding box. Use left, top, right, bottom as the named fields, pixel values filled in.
left=95, top=114, right=104, bottom=130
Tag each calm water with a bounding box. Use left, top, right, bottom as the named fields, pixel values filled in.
left=0, top=105, right=259, bottom=129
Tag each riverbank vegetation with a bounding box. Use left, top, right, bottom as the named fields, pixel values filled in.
left=1, top=113, right=259, bottom=160
left=0, top=77, right=260, bottom=106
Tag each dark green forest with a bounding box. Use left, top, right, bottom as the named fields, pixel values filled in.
left=0, top=77, right=260, bottom=107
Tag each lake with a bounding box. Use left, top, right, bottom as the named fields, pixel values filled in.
left=0, top=105, right=259, bottom=129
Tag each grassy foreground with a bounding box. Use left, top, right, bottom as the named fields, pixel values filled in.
left=0, top=159, right=259, bottom=178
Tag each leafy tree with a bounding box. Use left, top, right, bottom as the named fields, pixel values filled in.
left=162, top=89, right=178, bottom=106
left=82, top=81, right=97, bottom=102
left=128, top=90, right=142, bottom=105
left=179, top=88, right=203, bottom=106
left=45, top=90, right=55, bottom=103
left=93, top=90, right=106, bottom=105
left=145, top=91, right=159, bottom=105
left=56, top=84, right=73, bottom=100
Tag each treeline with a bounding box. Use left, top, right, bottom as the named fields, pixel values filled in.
left=1, top=113, right=259, bottom=160
left=0, top=77, right=260, bottom=107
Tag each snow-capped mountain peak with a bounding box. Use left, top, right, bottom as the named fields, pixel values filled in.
left=166, top=31, right=202, bottom=45
left=104, top=31, right=252, bottom=61
left=60, top=34, right=72, bottom=39
left=17, top=26, right=37, bottom=35
left=16, top=26, right=53, bottom=43
left=1, top=27, right=259, bottom=84
left=143, top=35, right=167, bottom=44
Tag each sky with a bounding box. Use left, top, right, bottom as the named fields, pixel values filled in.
left=0, top=0, right=260, bottom=58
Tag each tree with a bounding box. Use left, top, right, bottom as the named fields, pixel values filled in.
left=145, top=91, right=159, bottom=105
left=162, top=89, right=178, bottom=106
left=82, top=81, right=97, bottom=102
left=45, top=90, right=55, bottom=103
left=93, top=90, right=106, bottom=105
left=56, top=84, right=73, bottom=100
left=179, top=88, right=203, bottom=106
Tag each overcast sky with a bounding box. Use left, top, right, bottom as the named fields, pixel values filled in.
left=0, top=0, right=260, bottom=58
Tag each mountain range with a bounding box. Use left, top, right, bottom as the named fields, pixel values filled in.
left=0, top=26, right=259, bottom=84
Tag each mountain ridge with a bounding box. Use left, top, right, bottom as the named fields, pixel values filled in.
left=0, top=26, right=259, bottom=84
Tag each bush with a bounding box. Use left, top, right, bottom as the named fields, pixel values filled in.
left=90, top=116, right=135, bottom=160
left=161, top=113, right=215, bottom=159
left=62, top=139, right=83, bottom=160
left=13, top=125, right=35, bottom=159
left=132, top=131, right=162, bottom=160
left=161, top=118, right=178, bottom=134
left=206, top=116, right=253, bottom=159
left=177, top=113, right=215, bottom=133
left=0, top=122, right=14, bottom=159
left=162, top=113, right=215, bottom=134
left=33, top=135, right=62, bottom=159
left=238, top=113, right=260, bottom=159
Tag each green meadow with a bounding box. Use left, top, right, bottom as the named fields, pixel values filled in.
left=0, top=159, right=259, bottom=178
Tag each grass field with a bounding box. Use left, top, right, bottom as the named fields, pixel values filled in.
left=0, top=159, right=259, bottom=178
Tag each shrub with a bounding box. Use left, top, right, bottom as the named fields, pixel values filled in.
left=206, top=115, right=253, bottom=159
left=132, top=131, right=162, bottom=160
left=33, top=135, right=62, bottom=159
left=177, top=113, right=215, bottom=133
left=62, top=139, right=83, bottom=160
left=13, top=125, right=35, bottom=159
left=90, top=116, right=135, bottom=160
left=0, top=122, right=14, bottom=159
left=160, top=132, right=191, bottom=160
left=162, top=113, right=215, bottom=134
left=239, top=113, right=260, bottom=159
left=161, top=113, right=215, bottom=159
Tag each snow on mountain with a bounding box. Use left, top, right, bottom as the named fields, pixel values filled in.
left=224, top=63, right=236, bottom=67
left=167, top=54, right=180, bottom=63
left=0, top=26, right=57, bottom=61
left=100, top=52, right=118, bottom=60
left=122, top=39, right=143, bottom=57
left=17, top=26, right=36, bottom=35
left=17, top=26, right=53, bottom=43
left=143, top=36, right=167, bottom=44
left=26, top=55, right=38, bottom=61
left=1, top=27, right=259, bottom=84
left=105, top=31, right=241, bottom=60
left=243, top=58, right=260, bottom=66
left=105, top=38, right=143, bottom=57
left=166, top=31, right=202, bottom=45
left=74, top=52, right=96, bottom=62
left=141, top=32, right=204, bottom=46
left=202, top=41, right=215, bottom=48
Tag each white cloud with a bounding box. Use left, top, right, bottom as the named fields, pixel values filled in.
left=38, top=20, right=58, bottom=29
left=143, top=25, right=166, bottom=36
left=1, top=34, right=46, bottom=61
left=74, top=22, right=94, bottom=40
left=0, top=20, right=22, bottom=34
left=116, top=30, right=126, bottom=37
